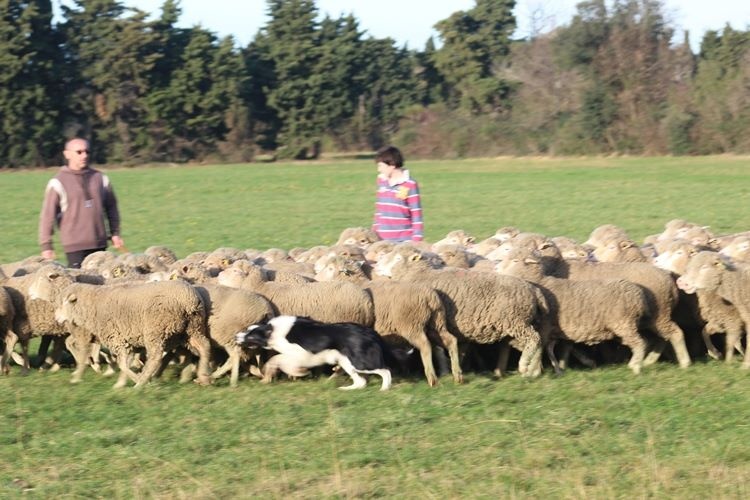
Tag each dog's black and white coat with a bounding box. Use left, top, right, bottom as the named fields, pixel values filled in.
left=235, top=315, right=392, bottom=390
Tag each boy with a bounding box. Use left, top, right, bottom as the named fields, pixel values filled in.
left=372, top=146, right=423, bottom=242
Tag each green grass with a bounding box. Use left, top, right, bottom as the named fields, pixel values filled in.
left=2, top=156, right=750, bottom=497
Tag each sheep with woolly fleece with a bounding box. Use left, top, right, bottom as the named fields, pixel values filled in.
left=540, top=246, right=692, bottom=368
left=4, top=265, right=105, bottom=374
left=80, top=250, right=118, bottom=272
left=583, top=224, right=630, bottom=249
left=592, top=237, right=648, bottom=263
left=433, top=229, right=476, bottom=248
left=0, top=255, right=48, bottom=278
left=216, top=264, right=375, bottom=327
left=432, top=244, right=473, bottom=269
left=374, top=245, right=547, bottom=378
left=365, top=240, right=397, bottom=264
left=654, top=241, right=745, bottom=362
left=228, top=259, right=313, bottom=284
left=194, top=284, right=275, bottom=386
left=719, top=235, right=750, bottom=264
left=0, top=286, right=16, bottom=375
left=315, top=254, right=463, bottom=386
left=496, top=246, right=650, bottom=374
left=201, top=247, right=248, bottom=276
left=550, top=237, right=591, bottom=261
left=676, top=251, right=750, bottom=368
left=45, top=279, right=212, bottom=387
left=144, top=245, right=178, bottom=266
left=336, top=226, right=380, bottom=247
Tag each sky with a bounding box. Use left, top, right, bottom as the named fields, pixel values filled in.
left=55, top=0, right=749, bottom=53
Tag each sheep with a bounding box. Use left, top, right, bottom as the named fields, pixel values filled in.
left=433, top=229, right=476, bottom=248
left=365, top=240, right=397, bottom=264
left=432, top=244, right=472, bottom=269
left=336, top=227, right=380, bottom=247
left=49, top=280, right=213, bottom=388
left=719, top=235, right=750, bottom=263
left=144, top=245, right=178, bottom=267
left=194, top=284, right=275, bottom=387
left=583, top=224, right=630, bottom=249
left=216, top=264, right=375, bottom=327
left=550, top=236, right=591, bottom=261
left=493, top=226, right=521, bottom=242
left=0, top=255, right=48, bottom=278
left=544, top=248, right=692, bottom=368
left=592, top=237, right=648, bottom=263
left=496, top=247, right=650, bottom=374
left=315, top=254, right=463, bottom=385
left=373, top=245, right=547, bottom=378
left=0, top=286, right=16, bottom=374
left=202, top=247, right=248, bottom=276
left=654, top=241, right=745, bottom=362
left=470, top=237, right=502, bottom=258
left=80, top=250, right=118, bottom=272
left=676, top=251, right=750, bottom=368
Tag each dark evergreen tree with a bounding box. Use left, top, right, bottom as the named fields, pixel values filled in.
left=434, top=0, right=516, bottom=113
left=60, top=0, right=161, bottom=163
left=263, top=0, right=322, bottom=159
left=0, top=0, right=62, bottom=167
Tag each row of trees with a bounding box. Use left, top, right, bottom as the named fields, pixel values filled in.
left=1, top=0, right=749, bottom=167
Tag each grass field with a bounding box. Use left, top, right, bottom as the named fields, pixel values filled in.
left=2, top=156, right=750, bottom=497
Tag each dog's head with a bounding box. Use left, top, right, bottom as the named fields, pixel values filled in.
left=235, top=323, right=274, bottom=348
left=235, top=316, right=298, bottom=349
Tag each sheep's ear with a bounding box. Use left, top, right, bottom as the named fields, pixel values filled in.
left=620, top=240, right=635, bottom=250
left=48, top=270, right=61, bottom=280
left=221, top=258, right=231, bottom=267
left=524, top=256, right=539, bottom=265
left=113, top=267, right=122, bottom=277
left=466, top=236, right=476, bottom=244
left=539, top=241, right=553, bottom=250
left=408, top=253, right=422, bottom=262
left=66, top=293, right=77, bottom=303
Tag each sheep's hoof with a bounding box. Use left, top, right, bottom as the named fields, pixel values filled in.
left=70, top=377, right=83, bottom=384
left=193, top=376, right=212, bottom=386
left=740, top=363, right=750, bottom=370
left=454, top=374, right=464, bottom=384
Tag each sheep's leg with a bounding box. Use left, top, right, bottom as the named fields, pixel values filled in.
left=35, top=335, right=52, bottom=369
left=643, top=337, right=666, bottom=366
left=409, top=331, right=438, bottom=387
left=742, top=333, right=750, bottom=370
left=570, top=345, right=596, bottom=368
left=113, top=351, right=139, bottom=388
left=546, top=339, right=563, bottom=376
left=134, top=345, right=166, bottom=388
left=724, top=328, right=742, bottom=363
left=557, top=342, right=571, bottom=370
left=16, top=336, right=31, bottom=374
left=65, top=335, right=90, bottom=384
left=436, top=330, right=463, bottom=383
left=650, top=319, right=691, bottom=368
left=43, top=337, right=65, bottom=372
left=211, top=345, right=241, bottom=387
left=1, top=330, right=19, bottom=375
left=618, top=329, right=647, bottom=375
left=494, top=340, right=511, bottom=377
left=337, top=356, right=367, bottom=390
left=701, top=327, right=722, bottom=360
left=516, top=328, right=543, bottom=378
left=187, top=335, right=212, bottom=386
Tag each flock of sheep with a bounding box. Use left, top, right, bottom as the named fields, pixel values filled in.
left=1, top=218, right=749, bottom=389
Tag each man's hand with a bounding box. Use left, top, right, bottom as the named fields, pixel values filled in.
left=41, top=249, right=55, bottom=261
left=112, top=235, right=125, bottom=250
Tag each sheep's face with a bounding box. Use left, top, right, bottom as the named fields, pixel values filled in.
left=28, top=265, right=73, bottom=302
left=494, top=249, right=543, bottom=281
left=55, top=293, right=78, bottom=325
left=720, top=237, right=750, bottom=261
left=676, top=252, right=727, bottom=294
left=653, top=244, right=694, bottom=275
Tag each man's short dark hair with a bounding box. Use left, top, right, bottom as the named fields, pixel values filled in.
left=375, top=146, right=404, bottom=168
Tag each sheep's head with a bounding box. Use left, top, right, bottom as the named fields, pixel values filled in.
left=28, top=264, right=73, bottom=302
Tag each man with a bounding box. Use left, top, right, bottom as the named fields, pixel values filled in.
left=39, top=138, right=125, bottom=268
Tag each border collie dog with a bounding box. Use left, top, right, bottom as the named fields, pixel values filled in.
left=235, top=315, right=392, bottom=390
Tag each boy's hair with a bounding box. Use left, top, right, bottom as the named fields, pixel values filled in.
left=375, top=145, right=404, bottom=168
